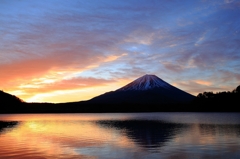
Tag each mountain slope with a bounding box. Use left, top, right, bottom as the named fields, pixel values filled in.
left=88, top=74, right=195, bottom=105
left=0, top=90, right=23, bottom=106
left=117, top=74, right=172, bottom=91
left=0, top=90, right=25, bottom=113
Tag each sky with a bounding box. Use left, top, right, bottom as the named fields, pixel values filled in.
left=0, top=0, right=240, bottom=103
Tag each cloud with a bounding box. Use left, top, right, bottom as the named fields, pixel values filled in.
left=161, top=62, right=185, bottom=72
left=173, top=81, right=221, bottom=96
left=21, top=77, right=116, bottom=94
left=193, top=80, right=212, bottom=86
left=217, top=70, right=240, bottom=85
left=0, top=50, right=123, bottom=91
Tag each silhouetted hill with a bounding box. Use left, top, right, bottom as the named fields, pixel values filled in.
left=0, top=90, right=23, bottom=104
left=0, top=90, right=24, bottom=113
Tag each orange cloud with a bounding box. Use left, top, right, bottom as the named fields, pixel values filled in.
left=173, top=79, right=233, bottom=96
left=21, top=77, right=116, bottom=94
left=0, top=48, right=125, bottom=103
left=193, top=80, right=212, bottom=86
left=103, top=54, right=127, bottom=62
left=0, top=53, right=82, bottom=87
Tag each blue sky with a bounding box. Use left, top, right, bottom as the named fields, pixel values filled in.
left=0, top=0, right=240, bottom=102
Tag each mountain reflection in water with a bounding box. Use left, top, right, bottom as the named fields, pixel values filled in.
left=97, top=120, right=188, bottom=149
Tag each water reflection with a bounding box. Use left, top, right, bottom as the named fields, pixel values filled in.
left=97, top=120, right=188, bottom=149
left=168, top=123, right=240, bottom=159
left=0, top=113, right=240, bottom=159
left=0, top=120, right=136, bottom=159
left=0, top=121, right=19, bottom=135
left=199, top=124, right=240, bottom=136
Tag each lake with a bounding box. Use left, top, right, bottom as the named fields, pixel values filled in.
left=0, top=113, right=240, bottom=159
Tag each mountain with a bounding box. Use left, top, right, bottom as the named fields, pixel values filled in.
left=88, top=74, right=195, bottom=105
left=0, top=90, right=25, bottom=113
left=0, top=90, right=23, bottom=105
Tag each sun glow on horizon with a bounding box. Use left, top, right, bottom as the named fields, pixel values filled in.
left=23, top=79, right=131, bottom=103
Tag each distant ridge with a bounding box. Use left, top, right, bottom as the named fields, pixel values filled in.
left=88, top=74, right=195, bottom=105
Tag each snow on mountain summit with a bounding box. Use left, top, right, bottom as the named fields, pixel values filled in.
left=117, top=74, right=172, bottom=91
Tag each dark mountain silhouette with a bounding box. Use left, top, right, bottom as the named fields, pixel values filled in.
left=0, top=90, right=25, bottom=113
left=0, top=90, right=23, bottom=104
left=88, top=74, right=195, bottom=105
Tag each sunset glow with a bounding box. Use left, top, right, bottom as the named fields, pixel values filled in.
left=1, top=0, right=240, bottom=103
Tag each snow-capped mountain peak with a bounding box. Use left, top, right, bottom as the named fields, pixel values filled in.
left=117, top=74, right=172, bottom=91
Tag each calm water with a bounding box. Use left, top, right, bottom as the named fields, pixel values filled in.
left=0, top=113, right=240, bottom=159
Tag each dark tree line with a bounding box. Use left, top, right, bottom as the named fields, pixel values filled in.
left=196, top=85, right=240, bottom=100
left=190, top=85, right=240, bottom=112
